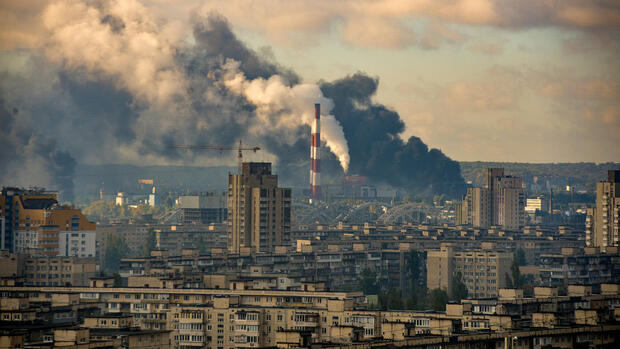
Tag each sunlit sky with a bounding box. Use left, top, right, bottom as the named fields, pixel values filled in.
left=2, top=0, right=619, bottom=163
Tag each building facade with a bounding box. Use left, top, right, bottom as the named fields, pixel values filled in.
left=227, top=163, right=291, bottom=254
left=427, top=243, right=513, bottom=299
left=586, top=170, right=620, bottom=251
left=1, top=187, right=95, bottom=256
left=456, top=169, right=525, bottom=230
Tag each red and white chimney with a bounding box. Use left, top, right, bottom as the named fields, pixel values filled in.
left=310, top=103, right=321, bottom=201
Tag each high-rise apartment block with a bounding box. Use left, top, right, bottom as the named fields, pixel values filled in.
left=586, top=170, right=620, bottom=251
left=227, top=163, right=291, bottom=254
left=456, top=168, right=525, bottom=230
left=1, top=187, right=95, bottom=255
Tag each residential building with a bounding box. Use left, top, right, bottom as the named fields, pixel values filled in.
left=0, top=252, right=96, bottom=286
left=1, top=187, right=95, bottom=256
left=456, top=169, right=525, bottom=230
left=227, top=163, right=291, bottom=254
left=427, top=243, right=513, bottom=299
left=58, top=231, right=96, bottom=257
left=586, top=170, right=620, bottom=251
left=178, top=192, right=227, bottom=225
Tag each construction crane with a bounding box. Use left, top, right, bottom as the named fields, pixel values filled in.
left=173, top=140, right=261, bottom=173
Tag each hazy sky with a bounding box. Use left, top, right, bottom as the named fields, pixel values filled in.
left=2, top=0, right=619, bottom=163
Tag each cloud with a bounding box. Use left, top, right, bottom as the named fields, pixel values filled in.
left=185, top=0, right=620, bottom=49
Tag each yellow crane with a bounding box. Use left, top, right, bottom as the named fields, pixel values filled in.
left=173, top=140, right=261, bottom=173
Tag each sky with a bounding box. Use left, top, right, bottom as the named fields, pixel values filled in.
left=1, top=0, right=619, bottom=164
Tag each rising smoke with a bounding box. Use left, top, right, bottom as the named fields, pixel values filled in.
left=0, top=0, right=465, bottom=198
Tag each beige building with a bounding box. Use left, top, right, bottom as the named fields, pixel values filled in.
left=227, top=163, right=291, bottom=254
left=456, top=168, right=524, bottom=230
left=427, top=243, right=513, bottom=299
left=0, top=251, right=96, bottom=286
left=586, top=170, right=620, bottom=251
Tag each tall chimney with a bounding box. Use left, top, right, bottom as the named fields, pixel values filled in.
left=310, top=103, right=321, bottom=201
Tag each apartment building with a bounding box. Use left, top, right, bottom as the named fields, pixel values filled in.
left=456, top=169, right=525, bottom=230
left=427, top=243, right=513, bottom=299
left=228, top=162, right=291, bottom=254
left=0, top=251, right=96, bottom=286
left=586, top=170, right=620, bottom=251
left=1, top=187, right=95, bottom=256
left=538, top=247, right=620, bottom=286
left=1, top=283, right=619, bottom=348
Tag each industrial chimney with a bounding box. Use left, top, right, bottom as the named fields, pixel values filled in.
left=310, top=103, right=321, bottom=202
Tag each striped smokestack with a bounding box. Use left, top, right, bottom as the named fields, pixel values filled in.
left=310, top=103, right=321, bottom=201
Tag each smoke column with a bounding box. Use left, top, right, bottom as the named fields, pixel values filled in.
left=0, top=1, right=465, bottom=198
left=310, top=103, right=321, bottom=201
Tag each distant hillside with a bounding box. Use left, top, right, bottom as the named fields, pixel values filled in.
left=459, top=162, right=619, bottom=191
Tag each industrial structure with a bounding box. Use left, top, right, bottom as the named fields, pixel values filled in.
left=310, top=103, right=321, bottom=202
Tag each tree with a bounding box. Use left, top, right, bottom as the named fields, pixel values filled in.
left=113, top=273, right=123, bottom=287
left=103, top=233, right=129, bottom=273
left=359, top=268, right=379, bottom=295
left=387, top=288, right=404, bottom=310
left=429, top=289, right=449, bottom=311
left=505, top=261, right=524, bottom=289
left=450, top=272, right=468, bottom=302
left=140, top=228, right=157, bottom=257
left=514, top=248, right=526, bottom=266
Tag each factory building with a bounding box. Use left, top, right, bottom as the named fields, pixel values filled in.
left=227, top=163, right=291, bottom=254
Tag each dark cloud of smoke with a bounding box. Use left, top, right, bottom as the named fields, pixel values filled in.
left=0, top=98, right=76, bottom=202
left=320, top=74, right=467, bottom=197
left=0, top=6, right=465, bottom=198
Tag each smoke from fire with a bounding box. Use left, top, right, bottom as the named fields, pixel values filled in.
left=0, top=0, right=465, bottom=198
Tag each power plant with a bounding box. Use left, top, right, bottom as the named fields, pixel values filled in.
left=310, top=103, right=321, bottom=202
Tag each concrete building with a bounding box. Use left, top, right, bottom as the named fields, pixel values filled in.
left=1, top=187, right=95, bottom=256
left=178, top=192, right=227, bottom=225
left=58, top=231, right=96, bottom=258
left=526, top=196, right=548, bottom=214
left=0, top=251, right=96, bottom=287
left=427, top=243, right=513, bottom=299
left=456, top=169, right=524, bottom=230
left=227, top=163, right=291, bottom=254
left=586, top=170, right=620, bottom=251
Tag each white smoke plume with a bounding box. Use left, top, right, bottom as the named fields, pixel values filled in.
left=222, top=60, right=350, bottom=172
left=29, top=0, right=351, bottom=172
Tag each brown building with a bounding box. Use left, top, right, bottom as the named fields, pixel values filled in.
left=586, top=170, right=620, bottom=252
left=1, top=187, right=95, bottom=256
left=227, top=163, right=291, bottom=254
left=456, top=169, right=524, bottom=230
left=427, top=243, right=513, bottom=299
left=0, top=251, right=96, bottom=286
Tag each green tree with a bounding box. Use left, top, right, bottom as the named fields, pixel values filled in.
left=387, top=288, right=404, bottom=310
left=140, top=228, right=157, bottom=257
left=450, top=272, right=468, bottom=302
left=505, top=261, right=524, bottom=289
left=429, top=289, right=449, bottom=311
left=514, top=248, right=526, bottom=266
left=113, top=273, right=123, bottom=287
left=359, top=268, right=379, bottom=295
left=103, top=233, right=129, bottom=273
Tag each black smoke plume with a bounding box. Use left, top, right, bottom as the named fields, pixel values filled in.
left=320, top=74, right=466, bottom=197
